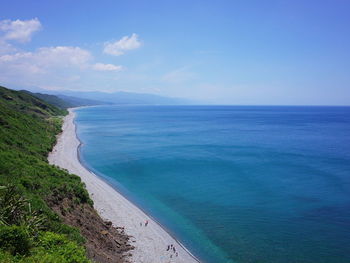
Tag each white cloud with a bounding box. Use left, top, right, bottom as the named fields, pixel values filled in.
left=0, top=46, right=92, bottom=74
left=0, top=39, right=16, bottom=55
left=0, top=18, right=127, bottom=91
left=35, top=46, right=92, bottom=68
left=0, top=46, right=92, bottom=85
left=92, top=63, right=122, bottom=71
left=0, top=44, right=125, bottom=90
left=104, top=33, right=141, bottom=56
left=0, top=18, right=42, bottom=43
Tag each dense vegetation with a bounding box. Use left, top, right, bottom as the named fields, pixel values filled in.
left=0, top=86, right=92, bottom=262
left=22, top=91, right=74, bottom=109
left=0, top=86, right=67, bottom=116
left=23, top=90, right=106, bottom=109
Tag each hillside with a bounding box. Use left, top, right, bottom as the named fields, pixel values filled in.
left=22, top=91, right=107, bottom=109
left=0, top=86, right=66, bottom=117
left=0, top=86, right=133, bottom=262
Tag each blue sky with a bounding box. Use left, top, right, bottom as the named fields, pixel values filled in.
left=1, top=0, right=350, bottom=105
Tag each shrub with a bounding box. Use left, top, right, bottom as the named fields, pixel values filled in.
left=0, top=185, right=46, bottom=236
left=34, top=232, right=90, bottom=263
left=0, top=250, right=15, bottom=263
left=0, top=225, right=30, bottom=255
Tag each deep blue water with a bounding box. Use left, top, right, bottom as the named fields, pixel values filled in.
left=75, top=105, right=350, bottom=263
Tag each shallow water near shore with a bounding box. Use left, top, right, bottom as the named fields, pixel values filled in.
left=75, top=105, right=350, bottom=263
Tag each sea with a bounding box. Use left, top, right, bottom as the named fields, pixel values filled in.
left=75, top=105, right=350, bottom=263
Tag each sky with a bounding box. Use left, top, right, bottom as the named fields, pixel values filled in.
left=0, top=0, right=350, bottom=105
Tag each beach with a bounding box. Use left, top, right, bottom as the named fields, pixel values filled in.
left=48, top=108, right=199, bottom=263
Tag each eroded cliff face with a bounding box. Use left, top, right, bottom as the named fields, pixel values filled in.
left=47, top=188, right=134, bottom=263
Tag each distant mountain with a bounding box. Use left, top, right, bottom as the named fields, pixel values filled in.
left=20, top=87, right=191, bottom=105
left=22, top=91, right=108, bottom=109
left=56, top=90, right=190, bottom=105
left=56, top=94, right=110, bottom=107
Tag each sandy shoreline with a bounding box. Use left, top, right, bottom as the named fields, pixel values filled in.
left=48, top=108, right=199, bottom=263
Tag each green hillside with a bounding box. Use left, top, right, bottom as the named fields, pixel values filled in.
left=0, top=86, right=90, bottom=262
left=0, top=86, right=131, bottom=262
left=22, top=90, right=107, bottom=109
left=21, top=91, right=73, bottom=109
left=0, top=86, right=66, bottom=117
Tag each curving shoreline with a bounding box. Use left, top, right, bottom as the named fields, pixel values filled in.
left=48, top=108, right=200, bottom=263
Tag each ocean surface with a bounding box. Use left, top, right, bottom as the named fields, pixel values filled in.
left=75, top=105, right=350, bottom=263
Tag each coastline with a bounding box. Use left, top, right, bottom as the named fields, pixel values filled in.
left=48, top=108, right=200, bottom=263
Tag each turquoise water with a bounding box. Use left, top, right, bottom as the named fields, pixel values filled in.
left=75, top=105, right=350, bottom=263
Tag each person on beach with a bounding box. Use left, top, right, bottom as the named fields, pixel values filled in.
left=173, top=247, right=176, bottom=253
left=145, top=220, right=149, bottom=226
left=167, top=245, right=170, bottom=251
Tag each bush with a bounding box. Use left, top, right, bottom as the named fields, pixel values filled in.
left=34, top=232, right=90, bottom=263
left=0, top=230, right=90, bottom=263
left=0, top=185, right=46, bottom=236
left=0, top=225, right=30, bottom=255
left=51, top=222, right=86, bottom=245
left=0, top=250, right=15, bottom=263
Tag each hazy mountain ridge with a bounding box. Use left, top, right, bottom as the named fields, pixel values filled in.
left=59, top=90, right=190, bottom=105
left=21, top=87, right=192, bottom=105
left=22, top=90, right=108, bottom=109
